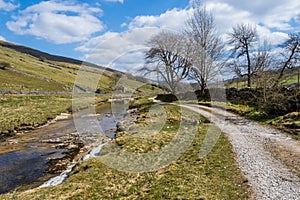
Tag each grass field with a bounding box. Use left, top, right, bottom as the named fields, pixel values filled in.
left=0, top=94, right=113, bottom=137
left=0, top=101, right=251, bottom=199
left=0, top=95, right=72, bottom=136
left=0, top=68, right=67, bottom=92
left=280, top=71, right=299, bottom=85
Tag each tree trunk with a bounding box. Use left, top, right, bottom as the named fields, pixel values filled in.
left=246, top=46, right=251, bottom=88
left=273, top=45, right=297, bottom=87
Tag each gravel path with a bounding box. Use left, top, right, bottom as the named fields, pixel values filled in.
left=180, top=104, right=300, bottom=200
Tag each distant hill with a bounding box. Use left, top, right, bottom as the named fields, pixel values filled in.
left=0, top=40, right=116, bottom=72
left=0, top=40, right=155, bottom=94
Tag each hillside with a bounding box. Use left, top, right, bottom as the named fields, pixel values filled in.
left=0, top=40, right=116, bottom=71
left=224, top=67, right=300, bottom=89
left=0, top=40, right=130, bottom=93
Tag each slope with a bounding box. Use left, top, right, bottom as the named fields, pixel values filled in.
left=0, top=41, right=123, bottom=93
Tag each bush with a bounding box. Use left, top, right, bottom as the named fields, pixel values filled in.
left=95, top=88, right=102, bottom=94
left=155, top=94, right=178, bottom=102
left=0, top=62, right=11, bottom=70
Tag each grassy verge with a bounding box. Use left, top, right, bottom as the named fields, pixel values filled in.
left=225, top=102, right=300, bottom=140
left=225, top=101, right=300, bottom=177
left=1, top=100, right=251, bottom=199
left=0, top=94, right=72, bottom=137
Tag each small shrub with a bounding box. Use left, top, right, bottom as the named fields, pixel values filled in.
left=155, top=94, right=178, bottom=102
left=95, top=88, right=102, bottom=94
left=0, top=62, right=11, bottom=70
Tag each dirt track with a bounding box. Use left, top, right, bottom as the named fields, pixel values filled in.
left=181, top=104, right=300, bottom=200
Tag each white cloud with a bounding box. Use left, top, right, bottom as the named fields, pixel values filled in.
left=120, top=22, right=127, bottom=28
left=206, top=2, right=253, bottom=33
left=104, top=0, right=124, bottom=3
left=78, top=0, right=300, bottom=73
left=256, top=26, right=289, bottom=45
left=128, top=8, right=193, bottom=32
left=77, top=27, right=161, bottom=73
left=188, top=0, right=300, bottom=45
left=205, top=0, right=300, bottom=31
left=6, top=1, right=104, bottom=44
left=0, top=0, right=18, bottom=11
left=0, top=35, right=6, bottom=41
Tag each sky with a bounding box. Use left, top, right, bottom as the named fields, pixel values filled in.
left=0, top=0, right=300, bottom=74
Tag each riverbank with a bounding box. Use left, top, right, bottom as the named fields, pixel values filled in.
left=0, top=96, right=113, bottom=194
left=0, top=94, right=111, bottom=141
left=0, top=94, right=72, bottom=140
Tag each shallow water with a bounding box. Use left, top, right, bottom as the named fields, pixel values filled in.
left=0, top=103, right=117, bottom=194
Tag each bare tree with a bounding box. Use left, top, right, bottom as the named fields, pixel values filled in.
left=252, top=40, right=275, bottom=101
left=228, top=23, right=258, bottom=87
left=252, top=40, right=273, bottom=73
left=142, top=31, right=192, bottom=94
left=186, top=1, right=225, bottom=94
left=273, top=32, right=300, bottom=86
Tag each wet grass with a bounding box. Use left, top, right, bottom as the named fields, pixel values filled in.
left=0, top=101, right=251, bottom=199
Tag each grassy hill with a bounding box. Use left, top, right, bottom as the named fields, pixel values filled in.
left=0, top=40, right=113, bottom=70
left=0, top=40, right=129, bottom=93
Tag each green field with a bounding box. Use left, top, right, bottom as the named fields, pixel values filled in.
left=0, top=44, right=160, bottom=137
left=0, top=95, right=72, bottom=136
left=280, top=70, right=299, bottom=85
left=0, top=68, right=67, bottom=92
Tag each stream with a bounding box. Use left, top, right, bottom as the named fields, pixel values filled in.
left=0, top=102, right=119, bottom=194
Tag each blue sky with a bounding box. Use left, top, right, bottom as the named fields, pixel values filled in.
left=0, top=0, right=300, bottom=73
left=0, top=0, right=189, bottom=59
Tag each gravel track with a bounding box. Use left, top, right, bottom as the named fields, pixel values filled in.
left=180, top=104, right=300, bottom=200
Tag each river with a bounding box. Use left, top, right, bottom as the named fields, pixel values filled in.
left=0, top=102, right=118, bottom=194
